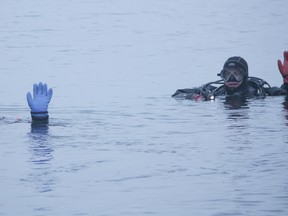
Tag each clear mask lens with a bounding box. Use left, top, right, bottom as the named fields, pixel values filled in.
left=221, top=69, right=244, bottom=82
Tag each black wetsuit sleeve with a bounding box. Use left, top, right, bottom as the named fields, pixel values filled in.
left=281, top=83, right=288, bottom=92
left=171, top=88, right=199, bottom=98
left=31, top=112, right=49, bottom=122
left=172, top=84, right=217, bottom=100
left=265, top=84, right=288, bottom=96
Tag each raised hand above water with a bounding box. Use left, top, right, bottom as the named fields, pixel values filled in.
left=27, top=82, right=53, bottom=121
left=278, top=51, right=288, bottom=83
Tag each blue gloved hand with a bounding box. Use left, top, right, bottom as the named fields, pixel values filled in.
left=26, top=82, right=53, bottom=121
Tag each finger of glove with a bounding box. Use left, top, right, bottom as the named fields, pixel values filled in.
left=43, top=83, right=48, bottom=96
left=26, top=92, right=33, bottom=108
left=33, top=83, right=38, bottom=98
left=47, top=88, right=53, bottom=102
left=38, top=82, right=44, bottom=95
left=278, top=60, right=284, bottom=75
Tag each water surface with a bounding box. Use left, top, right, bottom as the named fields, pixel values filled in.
left=1, top=0, right=288, bottom=215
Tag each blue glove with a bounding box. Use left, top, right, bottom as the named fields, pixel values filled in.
left=26, top=82, right=53, bottom=121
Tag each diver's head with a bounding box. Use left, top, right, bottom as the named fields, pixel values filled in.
left=219, top=56, right=248, bottom=89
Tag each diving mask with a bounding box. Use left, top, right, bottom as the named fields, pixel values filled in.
left=220, top=69, right=244, bottom=82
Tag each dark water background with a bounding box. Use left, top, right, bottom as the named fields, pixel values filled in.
left=1, top=0, right=288, bottom=215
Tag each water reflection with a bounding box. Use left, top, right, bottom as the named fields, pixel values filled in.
left=281, top=96, right=288, bottom=134
left=282, top=96, right=288, bottom=112
left=224, top=96, right=251, bottom=147
left=224, top=94, right=249, bottom=110
left=27, top=122, right=55, bottom=193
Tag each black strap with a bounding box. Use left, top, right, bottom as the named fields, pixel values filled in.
left=31, top=111, right=48, bottom=115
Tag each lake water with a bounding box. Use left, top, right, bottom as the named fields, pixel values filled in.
left=1, top=0, right=288, bottom=215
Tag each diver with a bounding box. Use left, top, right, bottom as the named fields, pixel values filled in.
left=26, top=82, right=53, bottom=123
left=172, top=51, right=288, bottom=101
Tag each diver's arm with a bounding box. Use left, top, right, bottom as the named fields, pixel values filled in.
left=172, top=87, right=203, bottom=100
left=172, top=88, right=198, bottom=98
left=26, top=82, right=53, bottom=122
left=281, top=83, right=288, bottom=92
left=172, top=84, right=216, bottom=101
